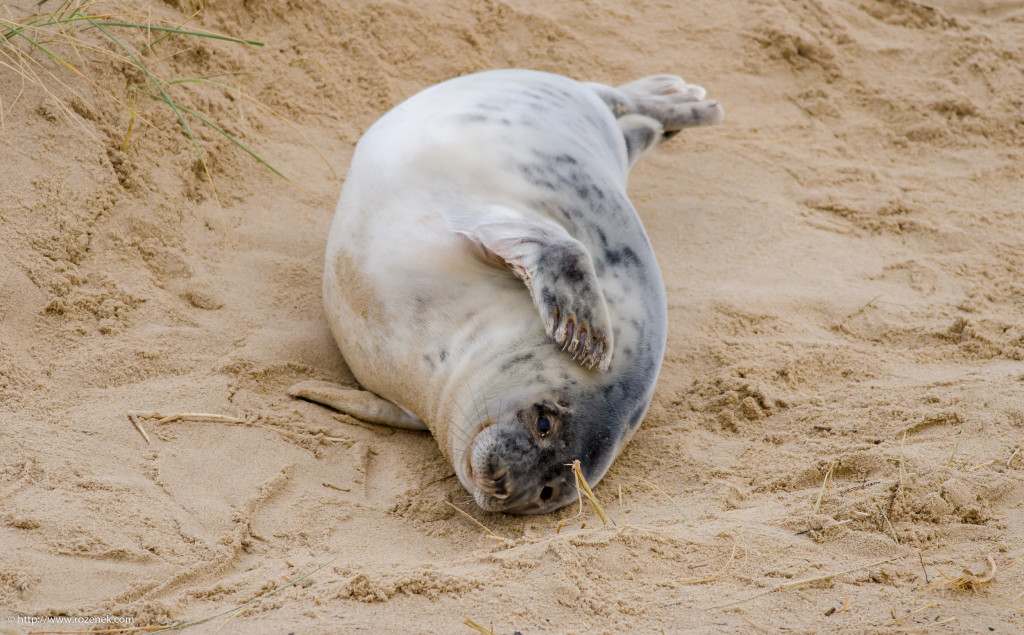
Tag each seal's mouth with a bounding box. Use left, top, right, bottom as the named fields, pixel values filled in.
left=460, top=417, right=495, bottom=486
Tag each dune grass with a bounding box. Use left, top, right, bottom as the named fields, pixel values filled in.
left=0, top=0, right=296, bottom=191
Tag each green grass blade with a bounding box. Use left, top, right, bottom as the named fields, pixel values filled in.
left=90, top=22, right=264, bottom=47
left=85, top=18, right=206, bottom=166
left=139, top=87, right=292, bottom=183
left=2, top=26, right=86, bottom=78
left=142, top=10, right=202, bottom=52
left=162, top=77, right=337, bottom=179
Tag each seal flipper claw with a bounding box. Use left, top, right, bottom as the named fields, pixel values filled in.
left=456, top=208, right=614, bottom=371
left=288, top=379, right=428, bottom=431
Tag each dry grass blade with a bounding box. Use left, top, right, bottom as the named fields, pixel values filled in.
left=796, top=518, right=852, bottom=535
left=716, top=556, right=901, bottom=608
left=0, top=2, right=290, bottom=197
left=0, top=17, right=87, bottom=79
left=570, top=459, right=612, bottom=526
left=947, top=423, right=964, bottom=467
left=212, top=605, right=250, bottom=635
left=138, top=86, right=298, bottom=188
left=885, top=601, right=939, bottom=626
left=444, top=501, right=508, bottom=542
left=638, top=478, right=687, bottom=520
left=779, top=556, right=899, bottom=590
left=84, top=17, right=219, bottom=196
left=869, top=491, right=900, bottom=544
left=0, top=15, right=180, bottom=146
left=739, top=613, right=770, bottom=634
left=122, top=84, right=137, bottom=150
left=929, top=554, right=997, bottom=591
left=0, top=20, right=97, bottom=137
left=135, top=412, right=245, bottom=425
left=678, top=533, right=739, bottom=584
left=127, top=413, right=151, bottom=444
left=166, top=77, right=338, bottom=178
left=89, top=21, right=265, bottom=46
left=463, top=618, right=496, bottom=635
left=618, top=483, right=627, bottom=526
left=813, top=460, right=837, bottom=514
left=142, top=8, right=202, bottom=52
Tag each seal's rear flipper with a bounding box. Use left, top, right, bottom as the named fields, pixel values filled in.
left=585, top=75, right=723, bottom=167
left=456, top=209, right=614, bottom=371
left=289, top=380, right=428, bottom=431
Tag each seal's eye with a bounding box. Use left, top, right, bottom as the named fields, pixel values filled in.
left=536, top=415, right=552, bottom=437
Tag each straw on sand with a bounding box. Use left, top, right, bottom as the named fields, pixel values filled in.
left=444, top=501, right=508, bottom=543
left=127, top=411, right=246, bottom=442
left=127, top=413, right=151, bottom=444
left=714, top=556, right=902, bottom=608
left=928, top=554, right=998, bottom=591
left=152, top=412, right=245, bottom=425
left=638, top=478, right=687, bottom=520
left=677, top=532, right=741, bottom=585
left=570, top=459, right=612, bottom=526
left=463, top=618, right=496, bottom=635
left=813, top=461, right=837, bottom=514
left=885, top=601, right=939, bottom=626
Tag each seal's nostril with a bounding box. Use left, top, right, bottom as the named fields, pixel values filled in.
left=540, top=485, right=554, bottom=501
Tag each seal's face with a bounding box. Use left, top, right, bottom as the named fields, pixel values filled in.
left=457, top=393, right=625, bottom=514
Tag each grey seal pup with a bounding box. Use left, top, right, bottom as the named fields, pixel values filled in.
left=290, top=69, right=723, bottom=514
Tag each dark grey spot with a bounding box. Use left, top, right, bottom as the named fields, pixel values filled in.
left=500, top=352, right=535, bottom=373
left=624, top=124, right=658, bottom=162
left=604, top=245, right=639, bottom=267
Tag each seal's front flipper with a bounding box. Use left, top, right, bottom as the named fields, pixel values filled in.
left=289, top=380, right=428, bottom=431
left=456, top=210, right=614, bottom=371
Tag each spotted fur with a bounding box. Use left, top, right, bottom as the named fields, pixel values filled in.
left=309, top=69, right=723, bottom=513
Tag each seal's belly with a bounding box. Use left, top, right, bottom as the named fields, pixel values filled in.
left=323, top=219, right=542, bottom=422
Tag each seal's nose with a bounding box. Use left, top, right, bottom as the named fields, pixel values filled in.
left=476, top=464, right=510, bottom=499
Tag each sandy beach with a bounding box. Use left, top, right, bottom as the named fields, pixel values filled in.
left=1, top=0, right=1022, bottom=632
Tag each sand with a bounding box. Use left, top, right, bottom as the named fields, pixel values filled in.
left=2, top=0, right=1023, bottom=632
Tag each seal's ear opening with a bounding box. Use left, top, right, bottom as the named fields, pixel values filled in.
left=540, top=486, right=554, bottom=501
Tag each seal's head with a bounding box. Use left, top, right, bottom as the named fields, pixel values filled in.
left=452, top=380, right=647, bottom=514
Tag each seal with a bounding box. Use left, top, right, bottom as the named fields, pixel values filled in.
left=290, top=69, right=723, bottom=514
